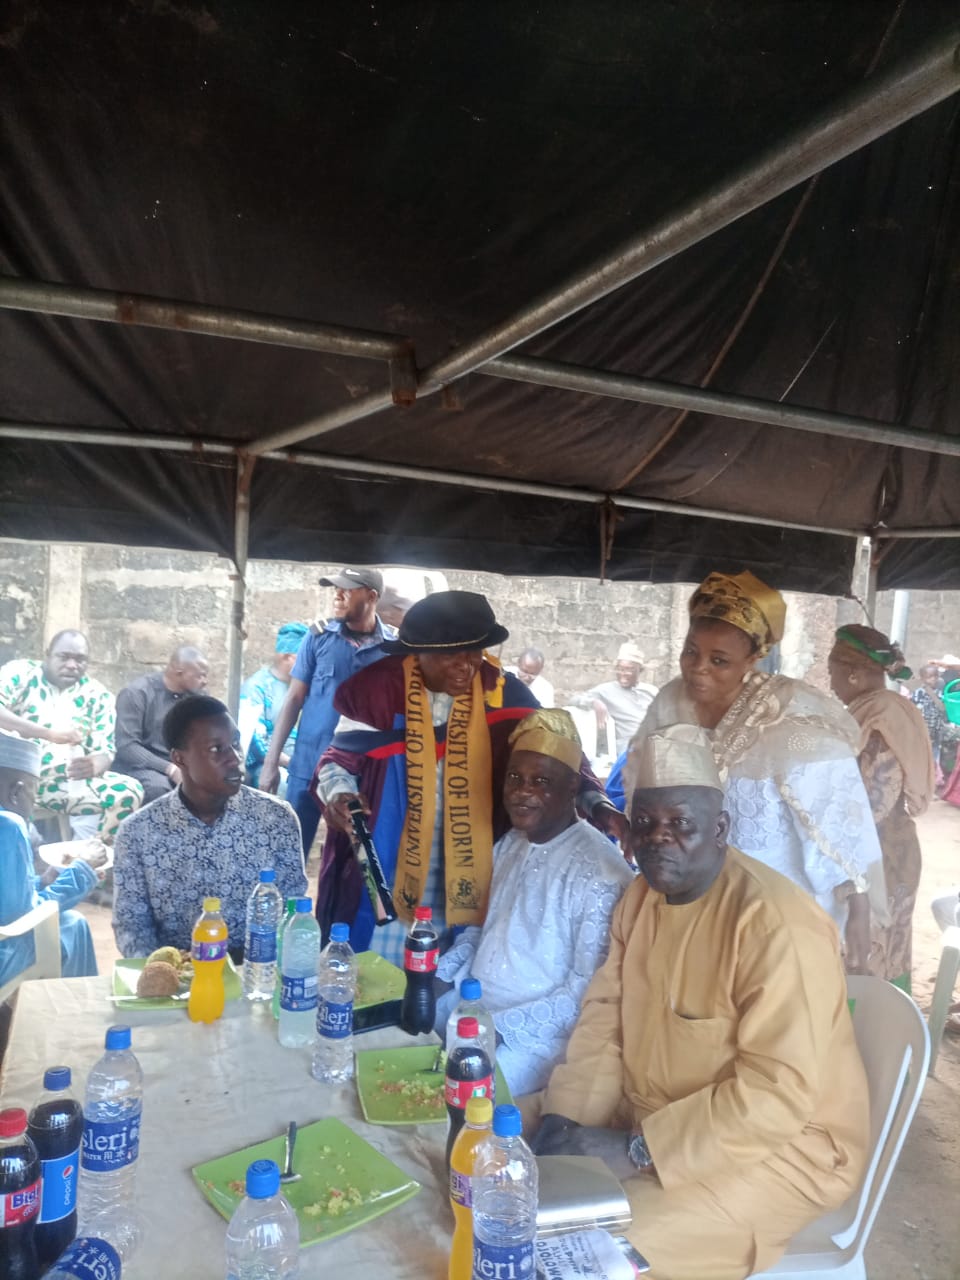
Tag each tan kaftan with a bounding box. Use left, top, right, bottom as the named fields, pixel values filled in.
left=544, top=848, right=870, bottom=1280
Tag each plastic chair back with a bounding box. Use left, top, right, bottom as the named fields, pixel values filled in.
left=752, top=975, right=929, bottom=1278
left=0, top=898, right=62, bottom=1003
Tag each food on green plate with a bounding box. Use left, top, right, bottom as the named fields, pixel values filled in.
left=377, top=1075, right=445, bottom=1117
left=136, top=960, right=181, bottom=997
left=304, top=1186, right=366, bottom=1217
left=145, top=945, right=185, bottom=970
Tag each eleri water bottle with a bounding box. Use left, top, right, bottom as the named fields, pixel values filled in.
left=225, top=1159, right=299, bottom=1280
left=79, top=1028, right=143, bottom=1221
left=311, top=923, right=357, bottom=1083
left=243, top=870, right=283, bottom=1002
left=272, top=898, right=299, bottom=1020
left=471, top=1104, right=539, bottom=1280
left=444, top=977, right=496, bottom=1068
left=278, top=899, right=320, bottom=1048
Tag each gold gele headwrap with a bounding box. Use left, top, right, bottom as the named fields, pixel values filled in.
left=688, top=570, right=786, bottom=657
left=831, top=625, right=912, bottom=681
left=508, top=707, right=583, bottom=772
left=627, top=723, right=723, bottom=799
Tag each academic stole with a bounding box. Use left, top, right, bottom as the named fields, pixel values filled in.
left=394, top=655, right=493, bottom=925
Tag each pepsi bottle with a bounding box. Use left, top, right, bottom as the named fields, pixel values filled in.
left=28, top=1066, right=83, bottom=1268
left=0, top=1107, right=41, bottom=1280
left=444, top=1016, right=493, bottom=1169
left=400, top=906, right=439, bottom=1035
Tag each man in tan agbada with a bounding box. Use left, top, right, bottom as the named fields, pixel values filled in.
left=535, top=723, right=870, bottom=1280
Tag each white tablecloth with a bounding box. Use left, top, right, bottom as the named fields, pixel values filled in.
left=0, top=977, right=450, bottom=1279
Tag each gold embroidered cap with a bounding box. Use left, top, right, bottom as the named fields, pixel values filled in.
left=631, top=723, right=722, bottom=793
left=688, top=570, right=786, bottom=657
left=508, top=707, right=583, bottom=772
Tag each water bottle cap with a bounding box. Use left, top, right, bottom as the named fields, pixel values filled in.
left=258, top=869, right=276, bottom=884
left=492, top=1104, right=522, bottom=1137
left=295, top=897, right=312, bottom=913
left=0, top=1108, right=27, bottom=1137
left=456, top=1016, right=480, bottom=1038
left=460, top=977, right=482, bottom=1001
left=413, top=906, right=432, bottom=921
left=105, top=1025, right=132, bottom=1051
left=203, top=896, right=221, bottom=912
left=245, top=1158, right=281, bottom=1199
left=43, top=1066, right=71, bottom=1091
left=465, top=1097, right=493, bottom=1126
left=330, top=923, right=350, bottom=942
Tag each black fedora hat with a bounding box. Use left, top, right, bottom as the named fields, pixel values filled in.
left=383, top=590, right=509, bottom=654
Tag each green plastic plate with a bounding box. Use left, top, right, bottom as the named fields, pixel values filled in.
left=355, top=951, right=406, bottom=1010
left=355, top=1044, right=512, bottom=1126
left=191, top=1116, right=420, bottom=1246
left=111, top=955, right=242, bottom=1009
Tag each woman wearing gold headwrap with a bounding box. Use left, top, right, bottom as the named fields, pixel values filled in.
left=828, top=625, right=935, bottom=990
left=631, top=570, right=883, bottom=973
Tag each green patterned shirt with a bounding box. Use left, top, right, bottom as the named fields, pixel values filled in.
left=0, top=659, right=117, bottom=776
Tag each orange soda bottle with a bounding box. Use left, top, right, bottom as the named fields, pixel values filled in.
left=448, top=1094, right=494, bottom=1280
left=188, top=897, right=229, bottom=1023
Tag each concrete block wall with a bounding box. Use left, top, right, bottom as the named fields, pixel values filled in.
left=2, top=539, right=956, bottom=707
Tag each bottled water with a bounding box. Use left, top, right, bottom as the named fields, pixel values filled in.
left=471, top=1104, right=539, bottom=1280
left=278, top=899, right=320, bottom=1048
left=272, top=898, right=299, bottom=1020
left=47, top=1207, right=141, bottom=1279
left=311, top=923, right=357, bottom=1083
left=79, top=1027, right=143, bottom=1221
left=225, top=1159, right=299, bottom=1280
left=445, top=977, right=497, bottom=1069
left=243, top=869, right=283, bottom=1002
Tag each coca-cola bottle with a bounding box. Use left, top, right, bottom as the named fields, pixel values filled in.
left=400, top=906, right=439, bottom=1035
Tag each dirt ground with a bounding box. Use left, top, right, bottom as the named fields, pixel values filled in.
left=72, top=817, right=960, bottom=1276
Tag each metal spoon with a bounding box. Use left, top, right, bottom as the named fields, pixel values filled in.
left=280, top=1121, right=301, bottom=1183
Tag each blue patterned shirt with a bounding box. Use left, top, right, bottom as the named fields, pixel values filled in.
left=112, top=786, right=307, bottom=957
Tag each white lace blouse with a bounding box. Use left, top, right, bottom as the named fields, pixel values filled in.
left=437, top=820, right=635, bottom=1096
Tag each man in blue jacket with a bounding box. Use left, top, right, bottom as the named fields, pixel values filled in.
left=259, top=568, right=394, bottom=853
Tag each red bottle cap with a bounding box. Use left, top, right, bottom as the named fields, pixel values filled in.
left=0, top=1107, right=28, bottom=1137
left=457, top=1016, right=480, bottom=1038
left=414, top=906, right=432, bottom=921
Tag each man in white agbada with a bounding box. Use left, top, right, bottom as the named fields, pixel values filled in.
left=436, top=708, right=635, bottom=1096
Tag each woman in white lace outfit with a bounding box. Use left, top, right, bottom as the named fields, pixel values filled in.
left=629, top=570, right=883, bottom=973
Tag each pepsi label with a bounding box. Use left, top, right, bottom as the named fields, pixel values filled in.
left=246, top=926, right=277, bottom=963
left=280, top=973, right=318, bottom=1012
left=38, top=1148, right=79, bottom=1223
left=317, top=998, right=353, bottom=1039
left=0, top=1179, right=40, bottom=1227
left=81, top=1110, right=141, bottom=1173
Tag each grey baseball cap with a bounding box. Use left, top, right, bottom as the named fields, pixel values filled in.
left=318, top=567, right=384, bottom=594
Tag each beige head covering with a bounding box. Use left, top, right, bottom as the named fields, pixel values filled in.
left=508, top=707, right=582, bottom=772
left=629, top=723, right=722, bottom=794
left=688, top=570, right=786, bottom=657
left=617, top=643, right=644, bottom=666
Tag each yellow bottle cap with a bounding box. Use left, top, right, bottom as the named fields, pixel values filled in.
left=203, top=897, right=221, bottom=912
left=465, top=1097, right=493, bottom=1126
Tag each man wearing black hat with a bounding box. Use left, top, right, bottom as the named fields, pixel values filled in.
left=259, top=568, right=394, bottom=854
left=314, top=590, right=623, bottom=962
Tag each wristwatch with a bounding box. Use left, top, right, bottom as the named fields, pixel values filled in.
left=627, top=1131, right=654, bottom=1170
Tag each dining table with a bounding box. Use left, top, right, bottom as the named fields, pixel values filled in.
left=0, top=974, right=454, bottom=1279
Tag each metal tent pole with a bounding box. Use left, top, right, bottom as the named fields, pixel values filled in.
left=248, top=24, right=960, bottom=455
left=483, top=355, right=960, bottom=458
left=226, top=455, right=254, bottom=718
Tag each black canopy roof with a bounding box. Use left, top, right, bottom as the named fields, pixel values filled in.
left=1, top=1, right=959, bottom=593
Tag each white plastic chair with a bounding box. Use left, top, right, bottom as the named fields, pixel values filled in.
left=0, top=899, right=62, bottom=1004
left=926, top=925, right=960, bottom=1074
left=751, top=976, right=929, bottom=1280
left=563, top=705, right=617, bottom=776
